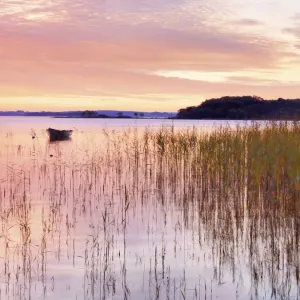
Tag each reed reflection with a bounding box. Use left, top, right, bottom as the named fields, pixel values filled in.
left=0, top=122, right=298, bottom=300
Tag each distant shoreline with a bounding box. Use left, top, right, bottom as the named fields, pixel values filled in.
left=54, top=116, right=133, bottom=119
left=0, top=110, right=176, bottom=119
left=1, top=115, right=300, bottom=121
left=3, top=96, right=300, bottom=120
left=0, top=115, right=174, bottom=120
left=53, top=116, right=176, bottom=120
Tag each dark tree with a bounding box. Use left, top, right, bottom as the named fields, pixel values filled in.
left=81, top=110, right=98, bottom=118
left=176, top=96, right=300, bottom=120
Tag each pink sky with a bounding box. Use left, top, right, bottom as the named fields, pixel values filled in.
left=0, top=0, right=300, bottom=111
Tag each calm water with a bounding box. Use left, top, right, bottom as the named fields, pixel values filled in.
left=0, top=117, right=298, bottom=300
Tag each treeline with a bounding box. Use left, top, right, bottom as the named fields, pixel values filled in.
left=176, top=96, right=300, bottom=120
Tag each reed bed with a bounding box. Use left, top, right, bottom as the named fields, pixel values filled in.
left=0, top=121, right=299, bottom=300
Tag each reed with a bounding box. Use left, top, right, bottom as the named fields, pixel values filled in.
left=0, top=121, right=299, bottom=299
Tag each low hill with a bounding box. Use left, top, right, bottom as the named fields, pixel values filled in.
left=176, top=96, right=300, bottom=120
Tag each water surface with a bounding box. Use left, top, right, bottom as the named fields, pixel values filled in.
left=0, top=117, right=298, bottom=300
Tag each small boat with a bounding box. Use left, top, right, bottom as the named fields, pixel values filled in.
left=47, top=128, right=73, bottom=141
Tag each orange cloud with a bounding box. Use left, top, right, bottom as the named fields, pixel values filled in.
left=0, top=0, right=300, bottom=111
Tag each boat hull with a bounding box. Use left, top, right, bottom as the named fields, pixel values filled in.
left=47, top=128, right=73, bottom=141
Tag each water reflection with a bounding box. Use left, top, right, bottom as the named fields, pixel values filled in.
left=48, top=138, right=72, bottom=144
left=0, top=122, right=299, bottom=300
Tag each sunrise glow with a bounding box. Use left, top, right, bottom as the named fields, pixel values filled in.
left=0, top=0, right=300, bottom=111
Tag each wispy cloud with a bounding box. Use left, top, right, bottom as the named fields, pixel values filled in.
left=230, top=18, right=264, bottom=26
left=284, top=26, right=300, bottom=38
left=0, top=0, right=300, bottom=111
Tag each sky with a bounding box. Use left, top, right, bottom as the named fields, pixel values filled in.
left=0, top=0, right=300, bottom=112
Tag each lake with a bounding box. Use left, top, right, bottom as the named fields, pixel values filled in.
left=0, top=117, right=298, bottom=300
